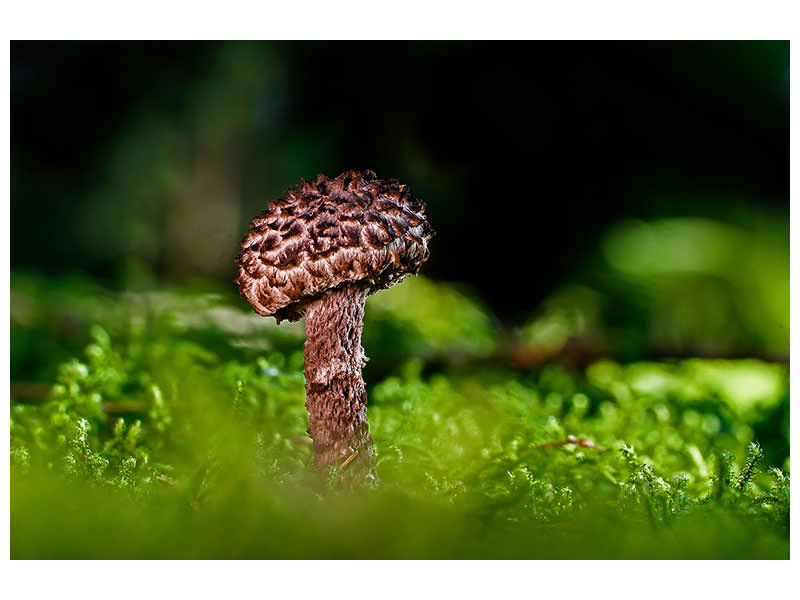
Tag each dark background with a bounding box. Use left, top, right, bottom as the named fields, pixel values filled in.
left=11, top=41, right=789, bottom=322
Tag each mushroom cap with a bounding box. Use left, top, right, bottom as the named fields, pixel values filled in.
left=235, top=170, right=434, bottom=322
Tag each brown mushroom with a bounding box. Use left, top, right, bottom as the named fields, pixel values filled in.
left=235, top=170, right=434, bottom=487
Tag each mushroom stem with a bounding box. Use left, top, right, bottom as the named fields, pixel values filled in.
left=303, top=285, right=377, bottom=487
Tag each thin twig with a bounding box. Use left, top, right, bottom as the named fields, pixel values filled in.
left=289, top=436, right=313, bottom=446
left=526, top=435, right=607, bottom=452
left=340, top=449, right=359, bottom=470
left=10, top=381, right=53, bottom=401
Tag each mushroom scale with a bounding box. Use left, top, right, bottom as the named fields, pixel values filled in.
left=235, top=170, right=434, bottom=322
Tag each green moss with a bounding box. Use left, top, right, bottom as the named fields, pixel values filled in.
left=10, top=275, right=789, bottom=559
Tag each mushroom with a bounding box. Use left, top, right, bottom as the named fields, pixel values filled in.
left=235, top=170, right=434, bottom=486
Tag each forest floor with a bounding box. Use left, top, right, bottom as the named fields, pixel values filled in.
left=10, top=274, right=789, bottom=559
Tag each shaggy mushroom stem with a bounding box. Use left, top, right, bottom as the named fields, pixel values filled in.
left=303, top=285, right=377, bottom=486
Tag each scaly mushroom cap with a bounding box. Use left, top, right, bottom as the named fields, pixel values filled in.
left=235, top=170, right=434, bottom=322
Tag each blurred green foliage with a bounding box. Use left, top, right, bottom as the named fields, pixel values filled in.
left=518, top=213, right=788, bottom=363
left=10, top=274, right=789, bottom=559
left=602, top=216, right=788, bottom=356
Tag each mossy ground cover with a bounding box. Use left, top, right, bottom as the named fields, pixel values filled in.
left=10, top=274, right=789, bottom=559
